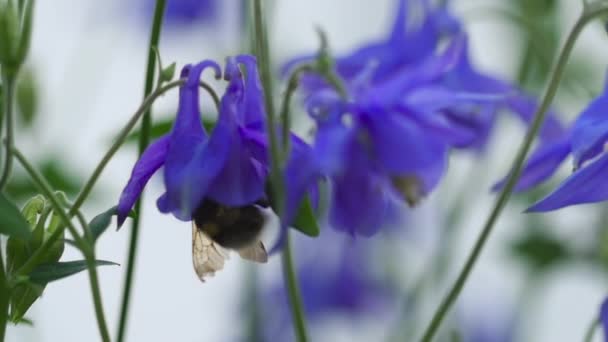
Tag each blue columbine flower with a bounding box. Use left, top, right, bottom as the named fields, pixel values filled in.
left=459, top=306, right=515, bottom=342
left=260, top=231, right=395, bottom=341
left=498, top=73, right=608, bottom=212
left=284, top=0, right=563, bottom=151
left=282, top=24, right=501, bottom=236
left=601, top=297, right=608, bottom=342
left=141, top=0, right=218, bottom=26
left=117, top=55, right=270, bottom=225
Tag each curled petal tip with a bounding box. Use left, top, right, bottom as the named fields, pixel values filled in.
left=186, top=60, right=222, bottom=87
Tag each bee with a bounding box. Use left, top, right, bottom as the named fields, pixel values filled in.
left=191, top=198, right=269, bottom=282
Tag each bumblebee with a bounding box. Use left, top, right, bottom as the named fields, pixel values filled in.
left=191, top=198, right=269, bottom=282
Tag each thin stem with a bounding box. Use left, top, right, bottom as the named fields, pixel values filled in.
left=117, top=0, right=166, bottom=341
left=69, top=79, right=183, bottom=215
left=252, top=1, right=308, bottom=341
left=583, top=316, right=599, bottom=342
left=0, top=243, right=8, bottom=342
left=199, top=81, right=220, bottom=111
left=0, top=73, right=17, bottom=190
left=418, top=6, right=608, bottom=341
left=86, top=254, right=111, bottom=342
left=280, top=64, right=313, bottom=153
left=11, top=148, right=110, bottom=342
left=281, top=233, right=308, bottom=342
left=253, top=0, right=283, bottom=212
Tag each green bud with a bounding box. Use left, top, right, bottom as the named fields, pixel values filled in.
left=160, top=62, right=176, bottom=84
left=43, top=211, right=64, bottom=263
left=8, top=196, right=64, bottom=323
left=15, top=0, right=34, bottom=65
left=0, top=0, right=21, bottom=70
left=21, top=194, right=44, bottom=226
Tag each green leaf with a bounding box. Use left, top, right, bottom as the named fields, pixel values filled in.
left=11, top=316, right=33, bottom=326
left=291, top=196, right=320, bottom=237
left=511, top=229, right=570, bottom=273
left=89, top=206, right=117, bottom=243
left=29, top=260, right=118, bottom=284
left=0, top=193, right=31, bottom=239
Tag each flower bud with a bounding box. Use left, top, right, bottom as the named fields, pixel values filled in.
left=0, top=0, right=20, bottom=69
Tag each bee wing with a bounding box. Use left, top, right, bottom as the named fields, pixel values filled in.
left=237, top=241, right=268, bottom=263
left=192, top=222, right=230, bottom=282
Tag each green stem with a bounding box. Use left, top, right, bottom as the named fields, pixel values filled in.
left=253, top=0, right=283, bottom=211
left=252, top=1, right=308, bottom=341
left=11, top=148, right=110, bottom=342
left=0, top=243, right=8, bottom=342
left=86, top=252, right=111, bottom=342
left=280, top=64, right=313, bottom=152
left=418, top=6, right=608, bottom=341
left=583, top=316, right=599, bottom=342
left=117, top=0, right=166, bottom=341
left=0, top=72, right=16, bottom=190
left=69, top=79, right=183, bottom=215
left=199, top=81, right=220, bottom=111
left=281, top=233, right=308, bottom=342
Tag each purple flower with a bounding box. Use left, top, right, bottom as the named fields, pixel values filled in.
left=459, top=306, right=515, bottom=342
left=601, top=297, right=608, bottom=342
left=284, top=0, right=563, bottom=151
left=141, top=0, right=218, bottom=26
left=440, top=36, right=565, bottom=149
left=117, top=55, right=269, bottom=225
left=499, top=74, right=608, bottom=212
left=280, top=1, right=489, bottom=237
left=262, top=231, right=395, bottom=340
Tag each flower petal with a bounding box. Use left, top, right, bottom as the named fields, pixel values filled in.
left=506, top=94, right=565, bottom=142
left=526, top=153, right=608, bottom=212
left=570, top=94, right=608, bottom=168
left=329, top=140, right=400, bottom=236
left=600, top=297, right=608, bottom=341
left=117, top=134, right=170, bottom=226
left=163, top=118, right=232, bottom=219
left=235, top=55, right=267, bottom=129
left=493, top=135, right=571, bottom=192
left=362, top=108, right=447, bottom=175
left=206, top=127, right=268, bottom=206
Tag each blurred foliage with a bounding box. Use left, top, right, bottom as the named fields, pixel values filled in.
left=5, top=159, right=82, bottom=203
left=510, top=227, right=571, bottom=274
left=513, top=0, right=559, bottom=90
left=16, top=67, right=38, bottom=127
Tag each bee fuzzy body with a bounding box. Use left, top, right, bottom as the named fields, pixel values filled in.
left=191, top=198, right=269, bottom=282
left=192, top=199, right=265, bottom=249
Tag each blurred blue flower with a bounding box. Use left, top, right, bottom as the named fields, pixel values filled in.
left=117, top=55, right=270, bottom=225
left=498, top=74, right=608, bottom=212
left=460, top=309, right=515, bottom=342
left=281, top=1, right=511, bottom=236
left=262, top=231, right=395, bottom=340
left=601, top=297, right=608, bottom=342
left=284, top=0, right=563, bottom=151
left=142, top=0, right=218, bottom=26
